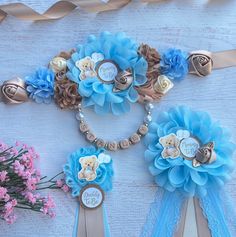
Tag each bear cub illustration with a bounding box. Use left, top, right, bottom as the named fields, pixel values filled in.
left=78, top=155, right=99, bottom=181
left=159, top=133, right=180, bottom=159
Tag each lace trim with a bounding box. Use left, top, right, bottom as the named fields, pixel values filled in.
left=140, top=189, right=186, bottom=237
left=199, top=189, right=232, bottom=237
left=219, top=190, right=236, bottom=237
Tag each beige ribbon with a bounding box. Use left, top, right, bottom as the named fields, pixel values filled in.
left=0, top=0, right=169, bottom=22
left=174, top=198, right=211, bottom=237
left=188, top=49, right=236, bottom=77
left=193, top=198, right=211, bottom=237
left=212, top=50, right=236, bottom=69
left=78, top=205, right=105, bottom=237
left=0, top=0, right=131, bottom=22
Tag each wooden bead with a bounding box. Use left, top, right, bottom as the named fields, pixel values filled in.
left=79, top=122, right=89, bottom=133
left=138, top=125, right=148, bottom=136
left=130, top=133, right=141, bottom=144
left=86, top=132, right=96, bottom=142
left=119, top=139, right=130, bottom=149
left=107, top=141, right=118, bottom=151
left=96, top=139, right=106, bottom=148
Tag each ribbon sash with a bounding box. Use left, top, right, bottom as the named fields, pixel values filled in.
left=0, top=0, right=131, bottom=22
left=78, top=205, right=105, bottom=237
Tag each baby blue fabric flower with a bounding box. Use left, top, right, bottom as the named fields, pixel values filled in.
left=63, top=147, right=114, bottom=197
left=161, top=49, right=189, bottom=81
left=25, top=67, right=55, bottom=104
left=67, top=32, right=148, bottom=115
left=145, top=106, right=235, bottom=197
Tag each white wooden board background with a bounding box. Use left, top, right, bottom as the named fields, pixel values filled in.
left=0, top=0, right=236, bottom=236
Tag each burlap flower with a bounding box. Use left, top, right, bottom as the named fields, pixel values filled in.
left=136, top=44, right=163, bottom=103
left=53, top=51, right=82, bottom=109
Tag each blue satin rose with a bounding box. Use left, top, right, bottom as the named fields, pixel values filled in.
left=25, top=67, right=55, bottom=104
left=63, top=147, right=114, bottom=197
left=161, top=48, right=189, bottom=81
left=145, top=106, right=235, bottom=197
left=67, top=32, right=148, bottom=115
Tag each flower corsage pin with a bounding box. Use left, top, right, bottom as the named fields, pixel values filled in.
left=63, top=147, right=113, bottom=237
left=67, top=31, right=148, bottom=115
left=141, top=106, right=236, bottom=237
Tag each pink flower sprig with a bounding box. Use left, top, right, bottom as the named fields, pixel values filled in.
left=0, top=141, right=68, bottom=224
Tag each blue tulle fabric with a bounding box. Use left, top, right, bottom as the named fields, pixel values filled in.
left=25, top=67, right=55, bottom=104
left=67, top=32, right=148, bottom=115
left=63, top=147, right=114, bottom=197
left=160, top=48, right=189, bottom=81
left=140, top=189, right=186, bottom=237
left=145, top=106, right=235, bottom=197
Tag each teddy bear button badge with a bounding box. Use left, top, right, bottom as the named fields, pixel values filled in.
left=159, top=130, right=217, bottom=167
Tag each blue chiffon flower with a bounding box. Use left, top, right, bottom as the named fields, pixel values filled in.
left=67, top=32, right=148, bottom=115
left=25, top=67, right=55, bottom=104
left=145, top=106, right=235, bottom=197
left=161, top=49, right=189, bottom=81
left=63, top=147, right=114, bottom=197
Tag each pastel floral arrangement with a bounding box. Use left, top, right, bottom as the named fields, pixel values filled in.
left=63, top=147, right=113, bottom=197
left=0, top=141, right=68, bottom=224
left=22, top=32, right=190, bottom=115
left=144, top=106, right=235, bottom=196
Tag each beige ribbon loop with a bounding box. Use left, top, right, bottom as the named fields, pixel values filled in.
left=78, top=205, right=105, bottom=237
left=0, top=0, right=131, bottom=23
left=174, top=198, right=211, bottom=237
left=193, top=198, right=211, bottom=237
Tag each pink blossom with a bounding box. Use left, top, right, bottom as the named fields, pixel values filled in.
left=4, top=214, right=17, bottom=224
left=4, top=194, right=10, bottom=202
left=56, top=179, right=64, bottom=188
left=0, top=142, right=8, bottom=151
left=40, top=195, right=56, bottom=215
left=0, top=171, right=8, bottom=182
left=25, top=178, right=37, bottom=191
left=24, top=192, right=37, bottom=204
left=12, top=160, right=25, bottom=176
left=5, top=199, right=17, bottom=211
left=44, top=195, right=56, bottom=209
left=3, top=199, right=17, bottom=220
left=0, top=186, right=7, bottom=199
left=62, top=185, right=70, bottom=193
left=48, top=211, right=56, bottom=218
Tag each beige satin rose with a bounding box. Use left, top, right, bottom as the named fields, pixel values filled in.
left=49, top=56, right=67, bottom=73
left=0, top=77, right=28, bottom=104
left=154, top=75, right=174, bottom=95
left=188, top=50, right=213, bottom=77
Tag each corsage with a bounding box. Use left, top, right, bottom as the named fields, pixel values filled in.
left=141, top=106, right=236, bottom=237
left=64, top=147, right=113, bottom=237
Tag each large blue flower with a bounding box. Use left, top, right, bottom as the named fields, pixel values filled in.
left=25, top=67, right=55, bottom=104
left=63, top=147, right=114, bottom=197
left=145, top=106, right=235, bottom=197
left=67, top=32, right=148, bottom=115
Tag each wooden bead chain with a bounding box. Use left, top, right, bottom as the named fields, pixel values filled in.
left=75, top=103, right=154, bottom=151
